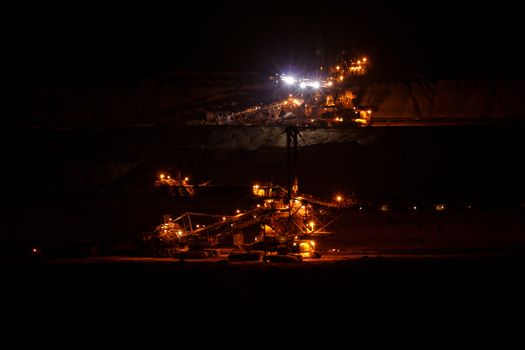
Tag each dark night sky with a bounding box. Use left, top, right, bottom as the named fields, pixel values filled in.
left=2, top=0, right=524, bottom=79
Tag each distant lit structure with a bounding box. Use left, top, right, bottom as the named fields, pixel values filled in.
left=155, top=172, right=212, bottom=196
left=148, top=129, right=357, bottom=259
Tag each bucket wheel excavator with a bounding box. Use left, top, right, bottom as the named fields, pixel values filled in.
left=144, top=126, right=354, bottom=260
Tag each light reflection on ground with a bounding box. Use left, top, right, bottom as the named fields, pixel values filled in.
left=22, top=251, right=525, bottom=265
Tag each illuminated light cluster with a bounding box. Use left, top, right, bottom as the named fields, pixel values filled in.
left=282, top=75, right=296, bottom=85
left=284, top=97, right=304, bottom=107
left=157, top=173, right=191, bottom=186
left=435, top=204, right=446, bottom=211
left=280, top=74, right=321, bottom=89
left=296, top=80, right=322, bottom=89
left=353, top=109, right=373, bottom=127
left=252, top=184, right=266, bottom=197
left=329, top=57, right=369, bottom=80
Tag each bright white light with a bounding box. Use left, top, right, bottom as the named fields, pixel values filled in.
left=299, top=82, right=307, bottom=89
left=282, top=76, right=296, bottom=85
left=311, top=81, right=320, bottom=89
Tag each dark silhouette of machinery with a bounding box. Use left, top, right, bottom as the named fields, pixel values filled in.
left=154, top=171, right=212, bottom=197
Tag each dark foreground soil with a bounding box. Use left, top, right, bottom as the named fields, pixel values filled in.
left=2, top=256, right=524, bottom=346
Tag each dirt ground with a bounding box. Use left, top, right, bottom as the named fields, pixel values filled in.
left=2, top=255, right=524, bottom=346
